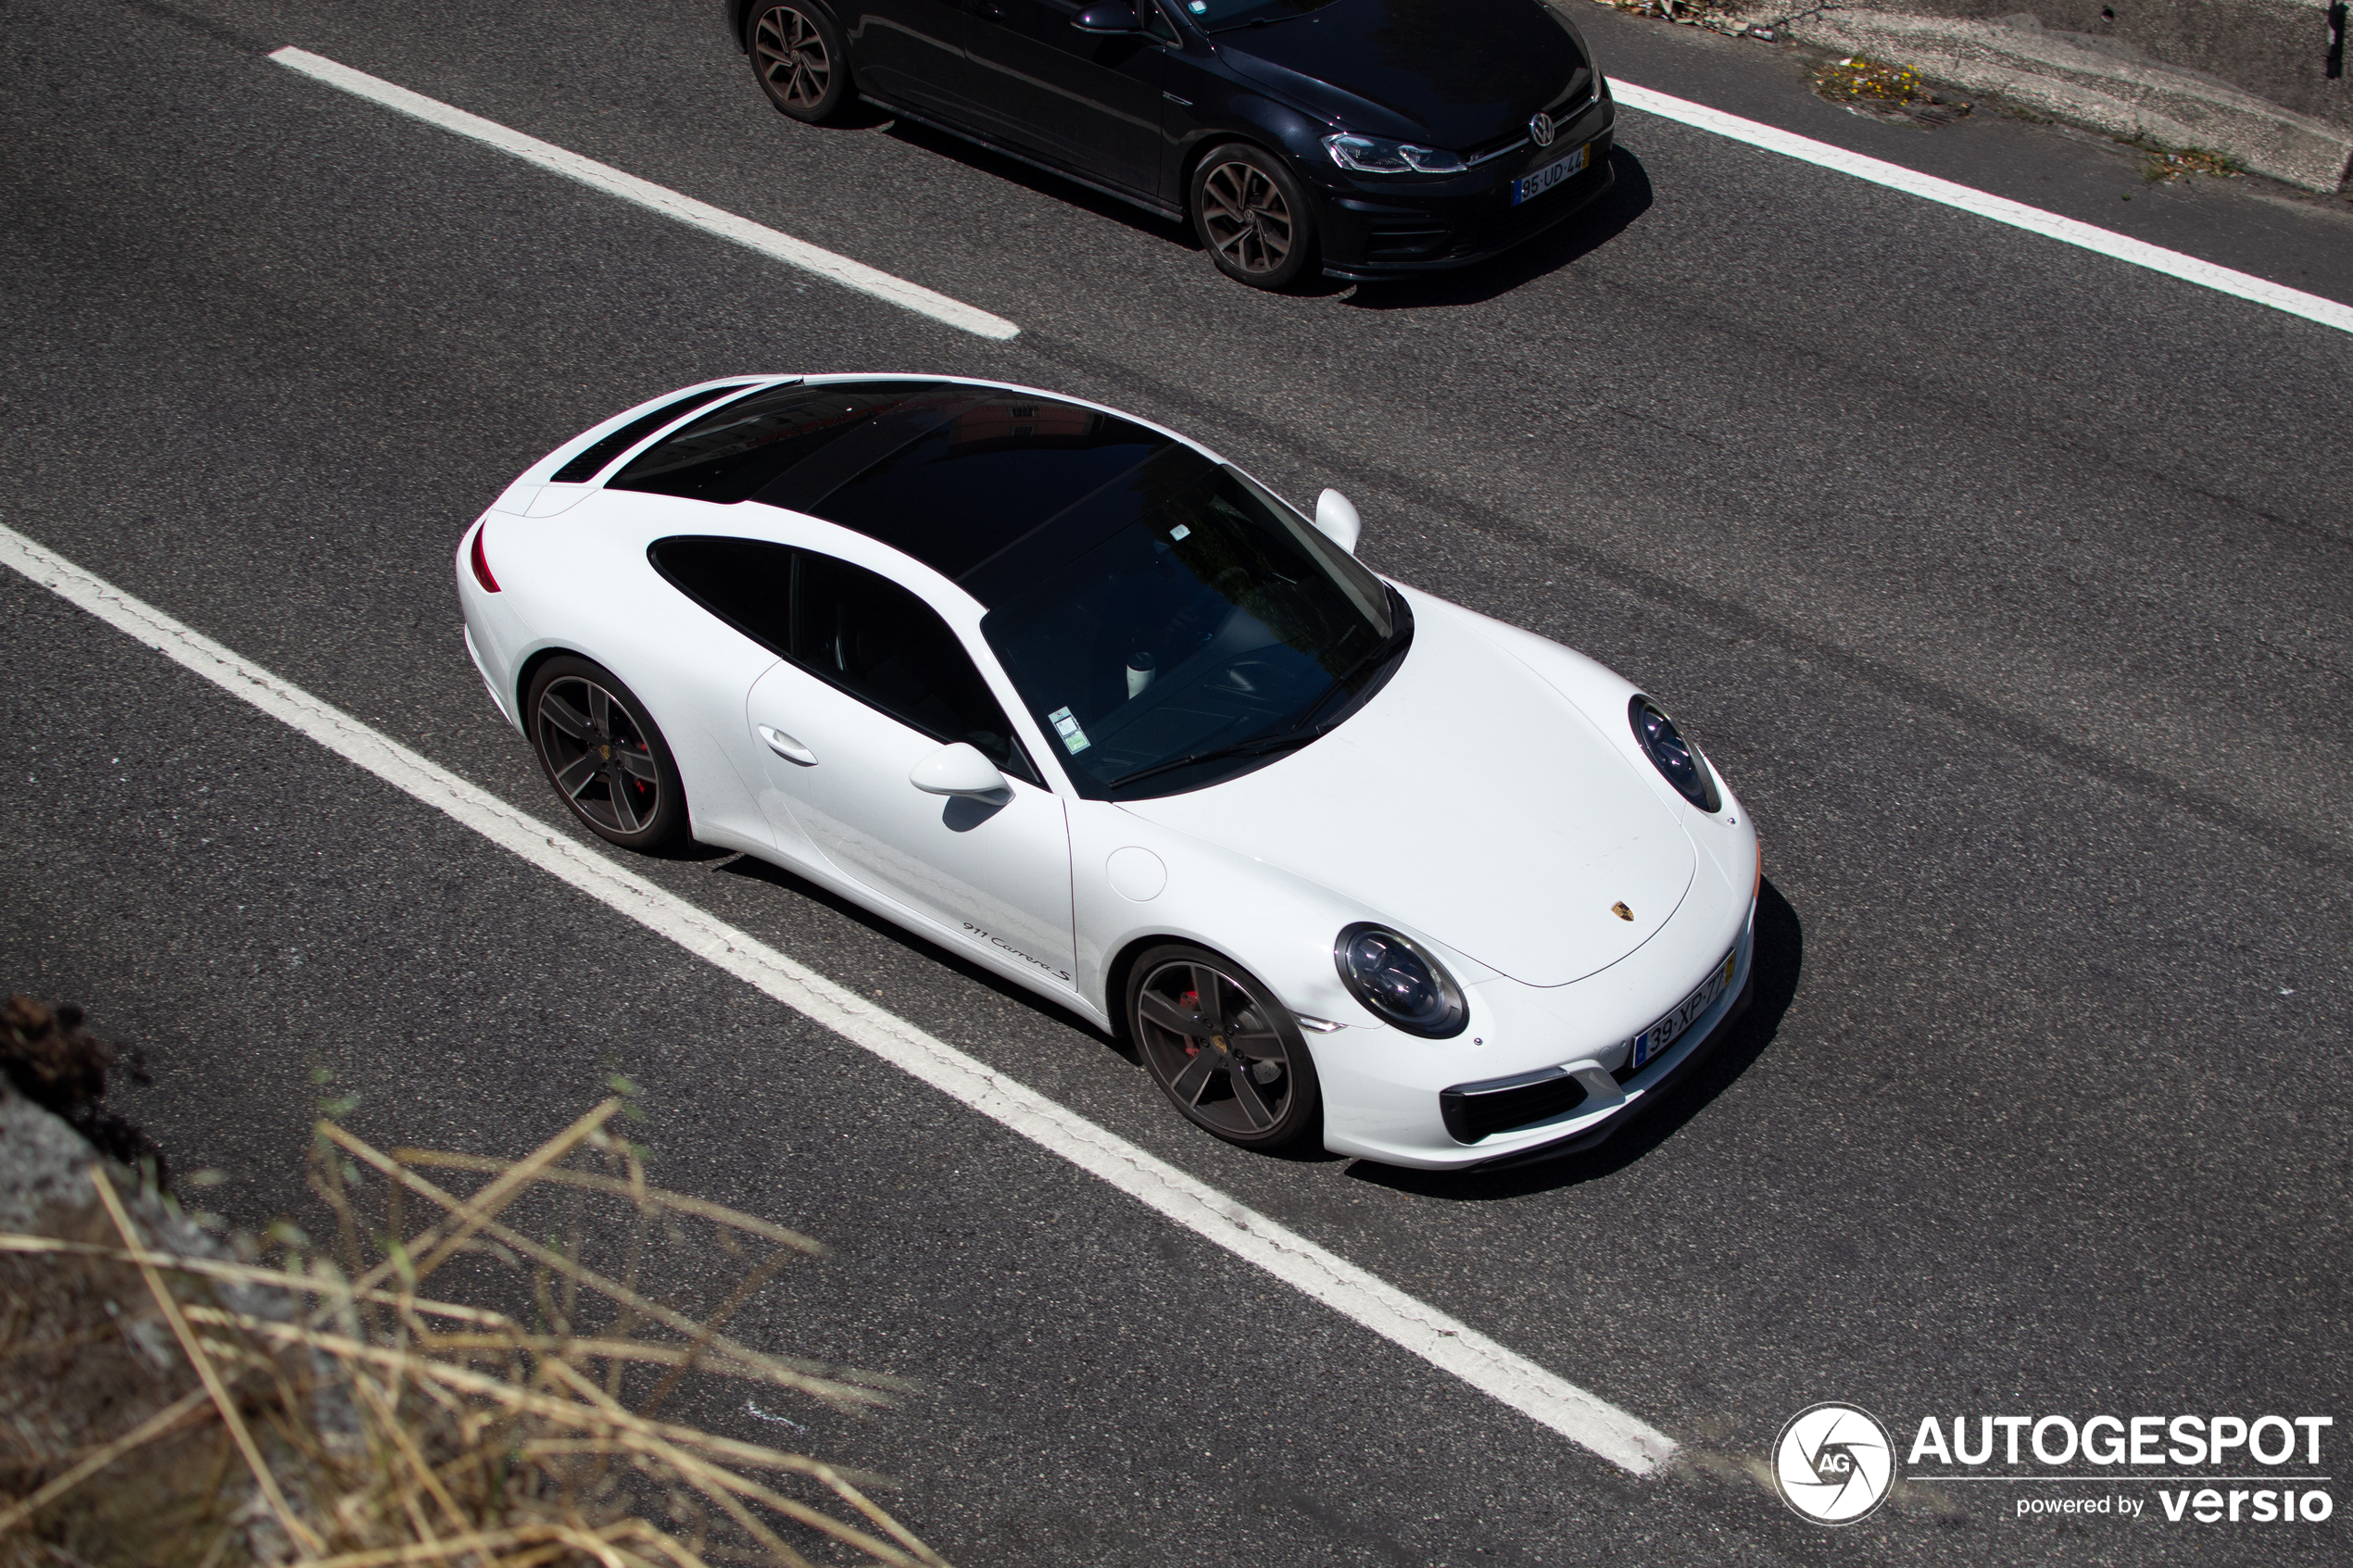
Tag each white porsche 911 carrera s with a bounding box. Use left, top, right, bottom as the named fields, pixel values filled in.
left=456, top=375, right=1759, bottom=1170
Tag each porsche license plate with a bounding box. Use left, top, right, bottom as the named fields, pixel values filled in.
left=1629, top=947, right=1738, bottom=1073
left=1511, top=143, right=1590, bottom=206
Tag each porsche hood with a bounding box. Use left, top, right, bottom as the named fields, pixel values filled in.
left=1120, top=598, right=1696, bottom=988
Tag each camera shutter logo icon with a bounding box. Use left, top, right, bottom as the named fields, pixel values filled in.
left=1773, top=1402, right=1895, bottom=1524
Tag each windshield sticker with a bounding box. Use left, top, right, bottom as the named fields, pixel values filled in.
left=1048, top=706, right=1092, bottom=754
left=1168, top=523, right=1191, bottom=541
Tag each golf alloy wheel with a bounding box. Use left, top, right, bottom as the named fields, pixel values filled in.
left=750, top=3, right=848, bottom=123
left=1129, top=945, right=1321, bottom=1149
left=1191, top=147, right=1315, bottom=290
left=526, top=657, right=686, bottom=850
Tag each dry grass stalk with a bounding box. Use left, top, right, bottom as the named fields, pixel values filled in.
left=0, top=1100, right=948, bottom=1568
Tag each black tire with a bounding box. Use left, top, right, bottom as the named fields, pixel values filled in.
left=1126, top=943, right=1322, bottom=1151
left=525, top=656, right=688, bottom=851
left=749, top=1, right=849, bottom=124
left=1189, top=144, right=1317, bottom=291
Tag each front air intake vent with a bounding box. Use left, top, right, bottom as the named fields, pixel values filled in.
left=1440, top=1067, right=1590, bottom=1144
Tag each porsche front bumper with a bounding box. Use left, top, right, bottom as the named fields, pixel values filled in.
left=1312, top=893, right=1758, bottom=1171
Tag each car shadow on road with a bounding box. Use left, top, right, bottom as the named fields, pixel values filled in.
left=710, top=849, right=1145, bottom=1066
left=847, top=113, right=1650, bottom=307
left=1339, top=146, right=1655, bottom=311
left=1343, top=875, right=1803, bottom=1202
left=869, top=112, right=1201, bottom=251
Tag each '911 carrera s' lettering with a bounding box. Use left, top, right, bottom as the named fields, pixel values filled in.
left=963, top=922, right=1073, bottom=983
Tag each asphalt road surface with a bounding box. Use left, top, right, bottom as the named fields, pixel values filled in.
left=4, top=1, right=2349, bottom=1562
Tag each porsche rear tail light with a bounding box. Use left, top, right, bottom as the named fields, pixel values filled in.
left=470, top=523, right=501, bottom=593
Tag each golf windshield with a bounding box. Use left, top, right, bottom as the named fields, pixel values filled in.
left=1184, top=0, right=1340, bottom=31
left=980, top=446, right=1407, bottom=800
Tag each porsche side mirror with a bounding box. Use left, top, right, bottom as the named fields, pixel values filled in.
left=911, top=743, right=1011, bottom=798
left=1315, top=488, right=1363, bottom=555
left=1074, top=2, right=1144, bottom=33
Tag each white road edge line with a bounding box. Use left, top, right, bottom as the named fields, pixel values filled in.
left=1610, top=79, right=2353, bottom=338
left=0, top=520, right=1677, bottom=1477
left=267, top=47, right=1020, bottom=343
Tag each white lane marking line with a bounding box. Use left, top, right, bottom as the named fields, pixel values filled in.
left=1610, top=79, right=2353, bottom=338
left=0, top=521, right=1676, bottom=1477
left=267, top=47, right=1020, bottom=343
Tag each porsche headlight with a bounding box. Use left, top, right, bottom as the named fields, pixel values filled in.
left=1335, top=924, right=1468, bottom=1037
left=1322, top=132, right=1468, bottom=175
left=1629, top=696, right=1723, bottom=813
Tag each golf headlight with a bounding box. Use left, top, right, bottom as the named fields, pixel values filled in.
left=1629, top=696, right=1723, bottom=812
left=1334, top=924, right=1468, bottom=1037
left=1322, top=133, right=1468, bottom=175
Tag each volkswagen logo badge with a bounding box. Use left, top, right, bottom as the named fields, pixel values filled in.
left=1528, top=111, right=1555, bottom=147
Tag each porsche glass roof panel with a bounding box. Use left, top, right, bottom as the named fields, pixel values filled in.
left=608, top=379, right=1174, bottom=589
left=793, top=395, right=1168, bottom=582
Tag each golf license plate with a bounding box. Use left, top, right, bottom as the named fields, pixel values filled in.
left=1511, top=143, right=1590, bottom=206
left=1629, top=947, right=1738, bottom=1073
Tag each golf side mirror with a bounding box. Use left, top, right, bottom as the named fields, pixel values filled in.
left=1073, top=1, right=1144, bottom=32
left=911, top=742, right=1011, bottom=798
left=1315, top=488, right=1363, bottom=555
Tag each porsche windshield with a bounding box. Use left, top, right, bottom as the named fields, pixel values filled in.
left=980, top=446, right=1406, bottom=801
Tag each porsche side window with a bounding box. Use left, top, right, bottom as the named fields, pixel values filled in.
left=791, top=553, right=1041, bottom=785
left=647, top=535, right=795, bottom=654
left=1141, top=0, right=1179, bottom=43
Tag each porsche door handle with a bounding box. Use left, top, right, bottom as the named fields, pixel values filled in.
left=757, top=725, right=818, bottom=767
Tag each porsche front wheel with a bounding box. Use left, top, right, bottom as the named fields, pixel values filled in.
left=526, top=657, right=687, bottom=851
left=1126, top=944, right=1321, bottom=1151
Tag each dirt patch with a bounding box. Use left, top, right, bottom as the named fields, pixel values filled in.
left=2138, top=144, right=2246, bottom=182
left=1605, top=0, right=1772, bottom=38
left=1810, top=55, right=1974, bottom=126
left=0, top=996, right=162, bottom=1181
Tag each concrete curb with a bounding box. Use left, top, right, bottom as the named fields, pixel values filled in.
left=1772, top=9, right=2353, bottom=189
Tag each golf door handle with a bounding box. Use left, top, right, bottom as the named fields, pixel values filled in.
left=758, top=725, right=818, bottom=766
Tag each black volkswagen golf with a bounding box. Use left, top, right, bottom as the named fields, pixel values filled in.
left=724, top=0, right=1615, bottom=288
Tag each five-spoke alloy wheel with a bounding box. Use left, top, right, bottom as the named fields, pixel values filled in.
left=1127, top=944, right=1321, bottom=1149
left=749, top=2, right=849, bottom=123
left=1189, top=144, right=1316, bottom=291
left=526, top=656, right=687, bottom=850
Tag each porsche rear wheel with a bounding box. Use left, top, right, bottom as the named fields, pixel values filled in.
left=526, top=657, right=687, bottom=851
left=1127, top=944, right=1321, bottom=1150
left=749, top=2, right=849, bottom=123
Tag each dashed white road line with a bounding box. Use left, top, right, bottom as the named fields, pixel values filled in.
left=0, top=520, right=1678, bottom=1477
left=1611, top=79, right=2353, bottom=338
left=268, top=47, right=1020, bottom=343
